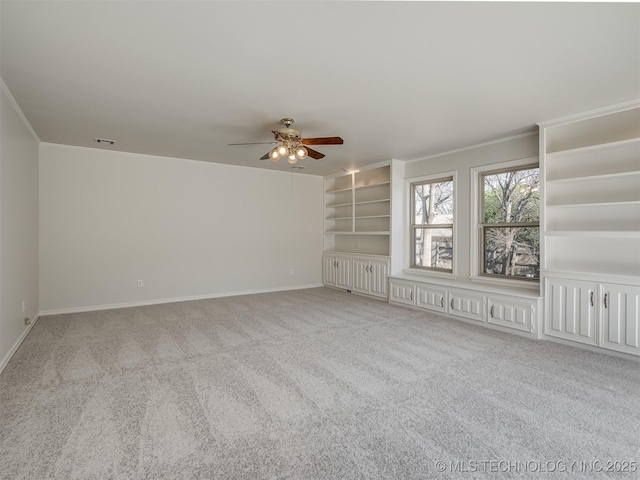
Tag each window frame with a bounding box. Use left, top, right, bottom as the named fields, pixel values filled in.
left=477, top=163, right=540, bottom=283
left=409, top=174, right=455, bottom=273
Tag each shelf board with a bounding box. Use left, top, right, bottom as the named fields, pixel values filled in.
left=545, top=230, right=640, bottom=238
left=325, top=216, right=352, bottom=220
left=325, top=186, right=352, bottom=194
left=354, top=181, right=391, bottom=191
left=354, top=215, right=390, bottom=219
left=546, top=136, right=640, bottom=158
left=325, top=202, right=352, bottom=208
left=324, top=231, right=390, bottom=235
left=547, top=170, right=640, bottom=184
left=354, top=198, right=390, bottom=205
left=543, top=269, right=640, bottom=286
left=547, top=200, right=640, bottom=208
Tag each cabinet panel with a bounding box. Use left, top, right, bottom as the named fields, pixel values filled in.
left=352, top=258, right=369, bottom=294
left=449, top=290, right=484, bottom=322
left=322, top=255, right=337, bottom=286
left=545, top=278, right=597, bottom=345
left=335, top=256, right=351, bottom=290
left=600, top=283, right=640, bottom=355
left=389, top=280, right=415, bottom=306
left=416, top=284, right=447, bottom=313
left=369, top=259, right=390, bottom=299
left=487, top=296, right=533, bottom=332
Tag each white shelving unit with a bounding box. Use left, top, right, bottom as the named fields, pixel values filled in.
left=324, top=165, right=391, bottom=256
left=323, top=164, right=391, bottom=298
left=539, top=100, right=640, bottom=357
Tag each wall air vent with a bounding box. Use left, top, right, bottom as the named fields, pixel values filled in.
left=291, top=165, right=305, bottom=170
left=94, top=138, right=115, bottom=145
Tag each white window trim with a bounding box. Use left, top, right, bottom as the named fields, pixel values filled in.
left=469, top=156, right=539, bottom=285
left=405, top=170, right=458, bottom=278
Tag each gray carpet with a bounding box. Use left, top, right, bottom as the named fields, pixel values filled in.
left=1, top=287, right=638, bottom=479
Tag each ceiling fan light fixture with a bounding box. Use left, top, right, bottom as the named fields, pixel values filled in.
left=287, top=154, right=297, bottom=164
left=277, top=145, right=288, bottom=157
left=294, top=146, right=308, bottom=160
left=270, top=148, right=280, bottom=160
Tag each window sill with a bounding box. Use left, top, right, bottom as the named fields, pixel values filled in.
left=404, top=268, right=457, bottom=280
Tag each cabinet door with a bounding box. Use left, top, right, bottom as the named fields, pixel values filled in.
left=416, top=284, right=447, bottom=313
left=335, top=256, right=352, bottom=290
left=389, top=280, right=415, bottom=306
left=487, top=296, right=534, bottom=332
left=449, top=290, right=484, bottom=322
left=600, top=283, right=640, bottom=356
left=545, top=278, right=597, bottom=346
left=369, top=259, right=390, bottom=299
left=352, top=258, right=370, bottom=295
left=322, top=255, right=337, bottom=286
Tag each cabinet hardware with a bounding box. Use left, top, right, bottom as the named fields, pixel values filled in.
left=440, top=298, right=444, bottom=308
left=490, top=305, right=494, bottom=318
left=604, top=292, right=608, bottom=309
left=367, top=265, right=371, bottom=273
left=590, top=291, right=594, bottom=307
left=451, top=298, right=454, bottom=310
left=409, top=290, right=413, bottom=301
left=334, top=261, right=337, bottom=268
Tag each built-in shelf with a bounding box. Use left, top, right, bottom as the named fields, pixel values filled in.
left=547, top=200, right=640, bottom=208
left=325, top=164, right=391, bottom=256
left=354, top=198, right=390, bottom=205
left=354, top=180, right=391, bottom=190
left=547, top=170, right=640, bottom=184
left=325, top=231, right=390, bottom=236
left=545, top=230, right=640, bottom=238
left=540, top=101, right=640, bottom=283
left=325, top=186, right=353, bottom=194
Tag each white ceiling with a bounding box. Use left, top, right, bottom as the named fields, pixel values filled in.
left=2, top=2, right=639, bottom=176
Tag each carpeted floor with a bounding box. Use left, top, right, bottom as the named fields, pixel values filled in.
left=1, top=287, right=638, bottom=479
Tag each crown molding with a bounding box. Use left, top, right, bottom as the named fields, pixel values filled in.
left=0, top=77, right=40, bottom=143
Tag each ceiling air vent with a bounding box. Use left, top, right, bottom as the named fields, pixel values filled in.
left=94, top=138, right=115, bottom=145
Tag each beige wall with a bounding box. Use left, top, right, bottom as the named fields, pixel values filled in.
left=0, top=85, right=39, bottom=366
left=39, top=143, right=323, bottom=312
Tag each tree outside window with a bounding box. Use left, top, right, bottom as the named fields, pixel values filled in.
left=411, top=177, right=454, bottom=271
left=481, top=166, right=540, bottom=279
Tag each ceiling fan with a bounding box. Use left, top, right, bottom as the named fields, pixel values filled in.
left=228, top=118, right=343, bottom=164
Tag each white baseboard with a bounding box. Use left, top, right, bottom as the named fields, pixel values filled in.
left=38, top=283, right=325, bottom=317
left=0, top=314, right=41, bottom=375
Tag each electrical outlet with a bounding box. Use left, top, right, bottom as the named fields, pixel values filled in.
left=24, top=317, right=30, bottom=326
left=137, top=280, right=144, bottom=288
left=290, top=269, right=295, bottom=276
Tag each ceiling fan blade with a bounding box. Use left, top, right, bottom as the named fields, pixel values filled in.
left=228, top=141, right=278, bottom=146
left=305, top=147, right=325, bottom=160
left=259, top=152, right=271, bottom=160
left=302, top=137, right=344, bottom=145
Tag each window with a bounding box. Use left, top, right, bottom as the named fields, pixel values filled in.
left=480, top=165, right=540, bottom=280
left=411, top=177, right=454, bottom=272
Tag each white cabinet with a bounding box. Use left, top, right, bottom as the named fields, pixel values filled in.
left=389, top=275, right=540, bottom=336
left=488, top=295, right=534, bottom=333
left=449, top=289, right=484, bottom=322
left=545, top=277, right=597, bottom=345
left=416, top=284, right=447, bottom=313
left=389, top=279, right=415, bottom=306
left=322, top=254, right=351, bottom=290
left=353, top=257, right=390, bottom=298
left=600, top=283, right=640, bottom=356
left=545, top=277, right=640, bottom=356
